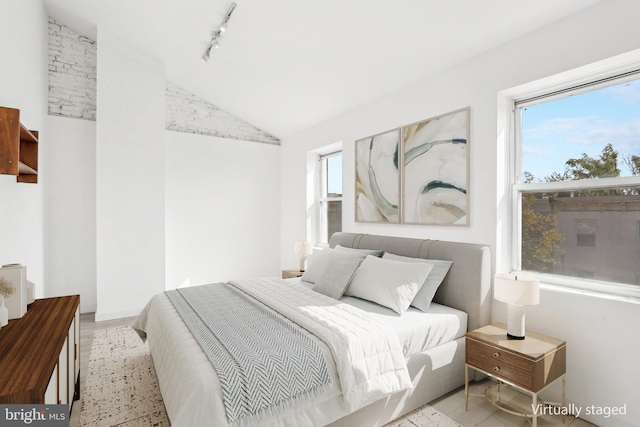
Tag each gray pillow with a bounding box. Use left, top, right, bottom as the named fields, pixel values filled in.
left=382, top=253, right=453, bottom=311
left=334, top=244, right=384, bottom=257
left=312, top=251, right=366, bottom=299
left=300, top=248, right=334, bottom=284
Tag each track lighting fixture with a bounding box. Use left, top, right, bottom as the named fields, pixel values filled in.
left=201, top=2, right=237, bottom=63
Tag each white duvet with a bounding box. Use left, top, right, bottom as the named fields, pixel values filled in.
left=133, top=277, right=412, bottom=427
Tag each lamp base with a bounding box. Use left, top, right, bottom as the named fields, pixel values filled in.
left=507, top=333, right=525, bottom=340
left=299, top=256, right=307, bottom=272
left=506, top=304, right=526, bottom=339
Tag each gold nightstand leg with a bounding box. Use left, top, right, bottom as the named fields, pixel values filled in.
left=464, top=364, right=469, bottom=411
left=562, top=374, right=566, bottom=424
left=532, top=392, right=537, bottom=427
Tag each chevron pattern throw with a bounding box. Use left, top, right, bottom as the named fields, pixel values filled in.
left=166, top=283, right=332, bottom=425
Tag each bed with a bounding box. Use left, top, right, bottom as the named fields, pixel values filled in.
left=133, top=232, right=491, bottom=427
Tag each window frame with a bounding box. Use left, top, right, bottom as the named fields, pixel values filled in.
left=315, top=150, right=343, bottom=246
left=510, top=69, right=640, bottom=302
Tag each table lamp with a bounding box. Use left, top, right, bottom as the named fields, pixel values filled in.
left=294, top=242, right=313, bottom=272
left=494, top=273, right=539, bottom=340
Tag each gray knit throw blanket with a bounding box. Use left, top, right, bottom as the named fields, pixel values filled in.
left=166, top=283, right=332, bottom=426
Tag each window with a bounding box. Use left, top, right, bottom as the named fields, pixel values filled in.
left=512, top=71, right=640, bottom=296
left=576, top=220, right=596, bottom=247
left=317, top=151, right=342, bottom=244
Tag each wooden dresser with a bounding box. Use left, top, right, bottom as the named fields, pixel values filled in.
left=0, top=295, right=80, bottom=409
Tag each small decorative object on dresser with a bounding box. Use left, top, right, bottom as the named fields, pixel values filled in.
left=25, top=280, right=36, bottom=305
left=0, top=298, right=7, bottom=329
left=0, top=264, right=27, bottom=320
left=0, top=277, right=16, bottom=328
left=465, top=323, right=566, bottom=427
left=0, top=276, right=15, bottom=327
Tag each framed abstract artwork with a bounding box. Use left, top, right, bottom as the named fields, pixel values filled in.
left=355, top=128, right=400, bottom=223
left=402, top=107, right=469, bottom=225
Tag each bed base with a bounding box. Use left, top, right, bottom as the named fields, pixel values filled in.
left=328, top=337, right=465, bottom=426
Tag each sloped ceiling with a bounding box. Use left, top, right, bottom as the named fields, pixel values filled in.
left=43, top=0, right=603, bottom=139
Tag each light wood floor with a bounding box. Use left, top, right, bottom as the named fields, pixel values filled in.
left=70, top=315, right=598, bottom=427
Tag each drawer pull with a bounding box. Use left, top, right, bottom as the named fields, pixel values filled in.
left=493, top=366, right=500, bottom=372
left=493, top=352, right=500, bottom=358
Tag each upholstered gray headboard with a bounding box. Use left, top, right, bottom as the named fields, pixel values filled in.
left=329, top=232, right=492, bottom=332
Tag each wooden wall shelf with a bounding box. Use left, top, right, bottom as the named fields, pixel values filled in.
left=0, top=106, right=39, bottom=183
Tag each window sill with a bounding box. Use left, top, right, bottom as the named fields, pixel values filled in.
left=519, top=271, right=640, bottom=305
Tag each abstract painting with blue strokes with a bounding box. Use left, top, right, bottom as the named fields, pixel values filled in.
left=355, top=128, right=400, bottom=223
left=402, top=108, right=469, bottom=225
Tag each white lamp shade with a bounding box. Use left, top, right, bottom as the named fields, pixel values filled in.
left=294, top=242, right=313, bottom=256
left=494, top=273, right=539, bottom=306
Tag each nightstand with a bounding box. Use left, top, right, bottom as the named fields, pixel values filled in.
left=465, top=322, right=566, bottom=427
left=282, top=269, right=304, bottom=279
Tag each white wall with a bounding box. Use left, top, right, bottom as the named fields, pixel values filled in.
left=165, top=131, right=280, bottom=290
left=0, top=0, right=48, bottom=296
left=95, top=29, right=166, bottom=321
left=1, top=7, right=281, bottom=319
left=43, top=116, right=96, bottom=312
left=279, top=1, right=640, bottom=426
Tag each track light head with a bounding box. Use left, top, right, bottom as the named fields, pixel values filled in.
left=201, top=2, right=237, bottom=63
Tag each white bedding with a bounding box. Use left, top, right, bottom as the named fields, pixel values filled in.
left=293, top=278, right=468, bottom=356
left=133, top=277, right=467, bottom=427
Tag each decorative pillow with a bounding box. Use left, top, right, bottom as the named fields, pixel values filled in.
left=334, top=245, right=384, bottom=257
left=345, top=255, right=433, bottom=315
left=312, top=251, right=366, bottom=299
left=300, top=248, right=334, bottom=284
left=382, top=253, right=453, bottom=311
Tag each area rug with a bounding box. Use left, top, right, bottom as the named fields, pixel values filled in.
left=79, top=326, right=170, bottom=426
left=80, top=326, right=461, bottom=427
left=383, top=406, right=462, bottom=427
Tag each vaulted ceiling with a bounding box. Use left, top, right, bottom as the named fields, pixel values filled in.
left=43, top=0, right=603, bottom=138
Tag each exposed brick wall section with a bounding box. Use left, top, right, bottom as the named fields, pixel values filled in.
left=48, top=19, right=277, bottom=144
left=48, top=18, right=97, bottom=121
left=166, top=82, right=279, bottom=145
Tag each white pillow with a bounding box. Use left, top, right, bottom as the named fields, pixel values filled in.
left=345, top=255, right=434, bottom=315
left=300, top=248, right=334, bottom=284
left=382, top=253, right=453, bottom=311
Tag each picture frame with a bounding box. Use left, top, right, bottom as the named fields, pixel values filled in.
left=401, top=107, right=470, bottom=226
left=355, top=128, right=400, bottom=223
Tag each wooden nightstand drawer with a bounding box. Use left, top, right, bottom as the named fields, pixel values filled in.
left=466, top=353, right=533, bottom=389
left=467, top=338, right=533, bottom=373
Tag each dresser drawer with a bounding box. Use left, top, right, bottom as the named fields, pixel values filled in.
left=467, top=338, right=533, bottom=373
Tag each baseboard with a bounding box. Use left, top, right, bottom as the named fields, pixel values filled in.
left=80, top=304, right=97, bottom=314
left=94, top=307, right=142, bottom=322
